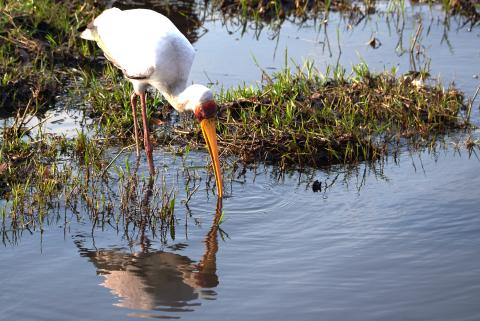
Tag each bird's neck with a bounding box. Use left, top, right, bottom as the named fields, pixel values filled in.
left=157, top=84, right=211, bottom=113
left=157, top=84, right=191, bottom=113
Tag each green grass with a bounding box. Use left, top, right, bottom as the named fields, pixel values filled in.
left=0, top=113, right=179, bottom=239
left=215, top=63, right=466, bottom=169
left=0, top=0, right=477, bottom=237
left=80, top=61, right=467, bottom=169
left=0, top=0, right=99, bottom=112
left=1, top=0, right=477, bottom=113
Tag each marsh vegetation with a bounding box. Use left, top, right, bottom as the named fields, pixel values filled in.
left=0, top=0, right=478, bottom=246
left=0, top=0, right=478, bottom=233
left=1, top=1, right=480, bottom=320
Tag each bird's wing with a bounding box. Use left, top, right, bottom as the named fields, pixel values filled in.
left=86, top=8, right=158, bottom=79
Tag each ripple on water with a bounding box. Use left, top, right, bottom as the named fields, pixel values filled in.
left=227, top=172, right=299, bottom=216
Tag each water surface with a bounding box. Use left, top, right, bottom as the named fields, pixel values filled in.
left=1, top=1, right=480, bottom=320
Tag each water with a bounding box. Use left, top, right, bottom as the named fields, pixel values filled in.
left=2, top=147, right=480, bottom=320
left=1, top=1, right=480, bottom=320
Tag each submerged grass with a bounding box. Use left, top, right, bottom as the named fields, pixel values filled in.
left=209, top=0, right=479, bottom=29
left=0, top=115, right=179, bottom=242
left=210, top=0, right=356, bottom=19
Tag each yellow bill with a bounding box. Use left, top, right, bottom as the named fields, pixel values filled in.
left=200, top=118, right=223, bottom=198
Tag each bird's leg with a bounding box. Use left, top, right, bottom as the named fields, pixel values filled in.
left=130, top=92, right=140, bottom=157
left=140, top=92, right=155, bottom=175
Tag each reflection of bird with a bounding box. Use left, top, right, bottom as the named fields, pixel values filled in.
left=74, top=200, right=223, bottom=318
left=80, top=8, right=222, bottom=197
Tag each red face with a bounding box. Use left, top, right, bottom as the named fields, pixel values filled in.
left=194, top=100, right=218, bottom=122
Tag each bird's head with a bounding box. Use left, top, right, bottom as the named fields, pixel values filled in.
left=181, top=85, right=223, bottom=198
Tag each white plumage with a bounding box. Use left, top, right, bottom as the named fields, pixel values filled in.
left=81, top=8, right=223, bottom=197
left=81, top=8, right=211, bottom=111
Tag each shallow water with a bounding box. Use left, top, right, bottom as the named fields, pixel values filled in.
left=2, top=146, right=480, bottom=321
left=1, top=1, right=480, bottom=321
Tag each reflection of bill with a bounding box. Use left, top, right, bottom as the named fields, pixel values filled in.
left=75, top=199, right=223, bottom=315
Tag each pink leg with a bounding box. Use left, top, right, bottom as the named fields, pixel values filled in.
left=139, top=92, right=155, bottom=175
left=130, top=92, right=140, bottom=157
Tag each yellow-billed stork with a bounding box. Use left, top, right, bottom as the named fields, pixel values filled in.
left=80, top=8, right=223, bottom=198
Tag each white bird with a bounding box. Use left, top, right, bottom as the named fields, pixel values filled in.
left=80, top=8, right=223, bottom=198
